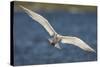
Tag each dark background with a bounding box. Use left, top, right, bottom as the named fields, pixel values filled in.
left=13, top=1, right=97, bottom=66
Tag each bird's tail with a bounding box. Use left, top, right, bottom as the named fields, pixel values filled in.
left=55, top=43, right=61, bottom=49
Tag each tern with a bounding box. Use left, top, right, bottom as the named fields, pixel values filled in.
left=19, top=5, right=95, bottom=52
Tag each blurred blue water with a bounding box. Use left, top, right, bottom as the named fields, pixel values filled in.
left=14, top=10, right=97, bottom=66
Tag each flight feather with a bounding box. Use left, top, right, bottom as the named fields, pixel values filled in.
left=19, top=5, right=56, bottom=36
left=60, top=36, right=95, bottom=52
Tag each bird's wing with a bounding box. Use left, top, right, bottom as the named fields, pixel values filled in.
left=60, top=35, right=95, bottom=52
left=19, top=5, right=57, bottom=36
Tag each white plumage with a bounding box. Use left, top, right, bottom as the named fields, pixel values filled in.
left=19, top=5, right=95, bottom=52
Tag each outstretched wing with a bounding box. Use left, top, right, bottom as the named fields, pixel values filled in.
left=60, top=35, right=95, bottom=52
left=19, top=5, right=57, bottom=36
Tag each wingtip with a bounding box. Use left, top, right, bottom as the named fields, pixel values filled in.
left=19, top=5, right=28, bottom=11
left=90, top=48, right=96, bottom=53
left=92, top=49, right=96, bottom=53
left=19, top=5, right=25, bottom=10
left=87, top=48, right=96, bottom=53
left=18, top=5, right=32, bottom=15
left=19, top=5, right=24, bottom=8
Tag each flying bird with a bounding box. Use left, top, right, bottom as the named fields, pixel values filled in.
left=19, top=5, right=95, bottom=52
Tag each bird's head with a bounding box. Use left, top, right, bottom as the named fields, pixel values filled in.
left=48, top=38, right=55, bottom=46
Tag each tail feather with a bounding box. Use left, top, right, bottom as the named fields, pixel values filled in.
left=55, top=43, right=61, bottom=49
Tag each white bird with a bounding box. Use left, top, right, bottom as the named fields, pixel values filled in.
left=19, top=5, right=95, bottom=52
